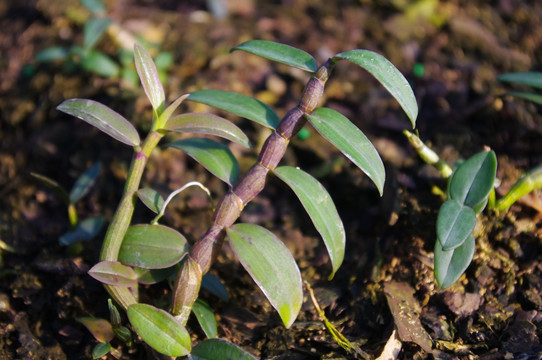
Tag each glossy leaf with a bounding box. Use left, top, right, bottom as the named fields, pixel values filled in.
left=506, top=91, right=542, bottom=105
left=226, top=224, right=303, bottom=328
left=193, top=299, right=218, bottom=339
left=434, top=234, right=475, bottom=289
left=59, top=216, right=105, bottom=245
left=232, top=40, right=318, bottom=73
left=191, top=339, right=257, bottom=360
left=133, top=266, right=176, bottom=285
left=92, top=342, right=112, bottom=359
left=436, top=200, right=477, bottom=251
left=273, top=166, right=345, bottom=278
left=57, top=99, right=140, bottom=146
left=187, top=89, right=280, bottom=129
left=498, top=72, right=542, bottom=90
left=307, top=107, right=385, bottom=195
left=333, top=50, right=418, bottom=127
left=448, top=150, right=497, bottom=209
left=166, top=138, right=240, bottom=186
left=78, top=317, right=114, bottom=343
left=137, top=188, right=164, bottom=214
left=83, top=18, right=111, bottom=50
left=30, top=172, right=70, bottom=204
left=164, top=113, right=251, bottom=148
left=88, top=261, right=137, bottom=287
left=127, top=303, right=191, bottom=357
left=201, top=274, right=229, bottom=301
left=82, top=51, right=120, bottom=78
left=134, top=43, right=165, bottom=113
left=70, top=162, right=101, bottom=203
left=119, top=224, right=189, bottom=269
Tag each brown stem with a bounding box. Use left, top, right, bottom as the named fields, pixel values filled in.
left=171, top=59, right=335, bottom=318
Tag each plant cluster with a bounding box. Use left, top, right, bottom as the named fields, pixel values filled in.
left=57, top=40, right=417, bottom=358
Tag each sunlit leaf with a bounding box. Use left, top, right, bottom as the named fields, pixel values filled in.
left=193, top=299, right=218, bottom=339
left=191, top=339, right=257, bottom=360
left=158, top=94, right=189, bottom=126
left=83, top=18, right=111, bottom=50
left=70, top=162, right=101, bottom=203
left=505, top=91, right=542, bottom=105
left=448, top=150, right=497, bottom=209
left=201, top=274, right=229, bottom=301
left=164, top=113, right=251, bottom=148
left=273, top=166, right=345, bottom=278
left=137, top=188, right=164, bottom=214
left=307, top=107, right=385, bottom=195
left=187, top=90, right=279, bottom=129
left=434, top=234, right=475, bottom=289
left=436, top=199, right=477, bottom=251
left=226, top=224, right=303, bottom=328
left=134, top=43, right=165, bottom=113
left=498, top=72, right=542, bottom=90
left=59, top=216, right=105, bottom=245
left=82, top=51, right=120, bottom=78
left=127, top=303, right=191, bottom=357
left=166, top=138, right=240, bottom=186
left=57, top=99, right=140, bottom=146
left=333, top=50, right=418, bottom=127
left=78, top=317, right=114, bottom=343
left=232, top=40, right=318, bottom=73
left=88, top=261, right=137, bottom=287
left=119, top=224, right=189, bottom=269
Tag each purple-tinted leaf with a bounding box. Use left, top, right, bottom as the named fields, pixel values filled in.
left=88, top=261, right=137, bottom=287
left=134, top=43, right=165, bottom=113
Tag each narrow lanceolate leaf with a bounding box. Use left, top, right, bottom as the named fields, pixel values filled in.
left=119, top=224, right=189, bottom=269
left=232, top=40, right=318, bottom=73
left=164, top=113, right=251, bottom=148
left=436, top=199, right=477, bottom=251
left=134, top=43, right=165, bottom=113
left=273, top=166, right=345, bottom=278
left=498, top=72, right=542, bottom=90
left=434, top=234, right=475, bottom=289
left=88, top=261, right=137, bottom=287
left=191, top=339, right=257, bottom=360
left=137, top=188, right=164, bottom=214
left=192, top=299, right=218, bottom=339
left=166, top=138, right=240, bottom=186
left=78, top=317, right=115, bottom=343
left=226, top=224, right=303, bottom=328
left=70, top=162, right=101, bottom=203
left=448, top=150, right=497, bottom=209
left=30, top=172, right=70, bottom=204
left=201, top=274, right=229, bottom=301
left=333, top=50, right=418, bottom=127
left=57, top=99, right=140, bottom=146
left=187, top=90, right=280, bottom=129
left=505, top=91, right=542, bottom=105
left=127, top=303, right=191, bottom=357
left=307, top=107, right=385, bottom=195
left=158, top=94, right=190, bottom=126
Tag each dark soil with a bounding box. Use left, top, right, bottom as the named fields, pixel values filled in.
left=1, top=0, right=541, bottom=359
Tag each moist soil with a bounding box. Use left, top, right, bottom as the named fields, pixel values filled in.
left=1, top=0, right=541, bottom=359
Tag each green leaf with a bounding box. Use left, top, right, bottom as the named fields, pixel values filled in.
left=80, top=0, right=106, bottom=14
left=158, top=94, right=189, bottom=126
left=273, top=166, right=345, bottom=279
left=166, top=138, right=240, bottom=186
left=434, top=234, right=475, bottom=289
left=133, top=266, right=176, bottom=285
left=193, top=299, right=218, bottom=339
left=69, top=162, right=101, bottom=203
left=333, top=50, right=418, bottom=127
left=82, top=51, right=120, bottom=78
left=191, top=339, right=257, bottom=360
left=78, top=317, right=114, bottom=343
left=119, top=224, right=189, bottom=269
left=35, top=46, right=68, bottom=62
left=58, top=216, right=105, bottom=245
left=307, top=107, right=385, bottom=195
left=436, top=199, right=477, bottom=251
left=57, top=98, right=140, bottom=146
left=187, top=90, right=279, bottom=129
left=83, top=18, right=111, bottom=50
left=448, top=150, right=497, bottom=209
left=498, top=72, right=542, bottom=90
left=226, top=224, right=303, bottom=328
left=88, top=261, right=138, bottom=287
left=201, top=274, right=229, bottom=301
left=30, top=172, right=70, bottom=204
left=232, top=40, right=318, bottom=73
left=137, top=188, right=164, bottom=214
left=505, top=91, right=542, bottom=105
left=92, top=342, right=112, bottom=359
left=127, top=303, right=191, bottom=357
left=134, top=43, right=165, bottom=113
left=164, top=113, right=251, bottom=148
